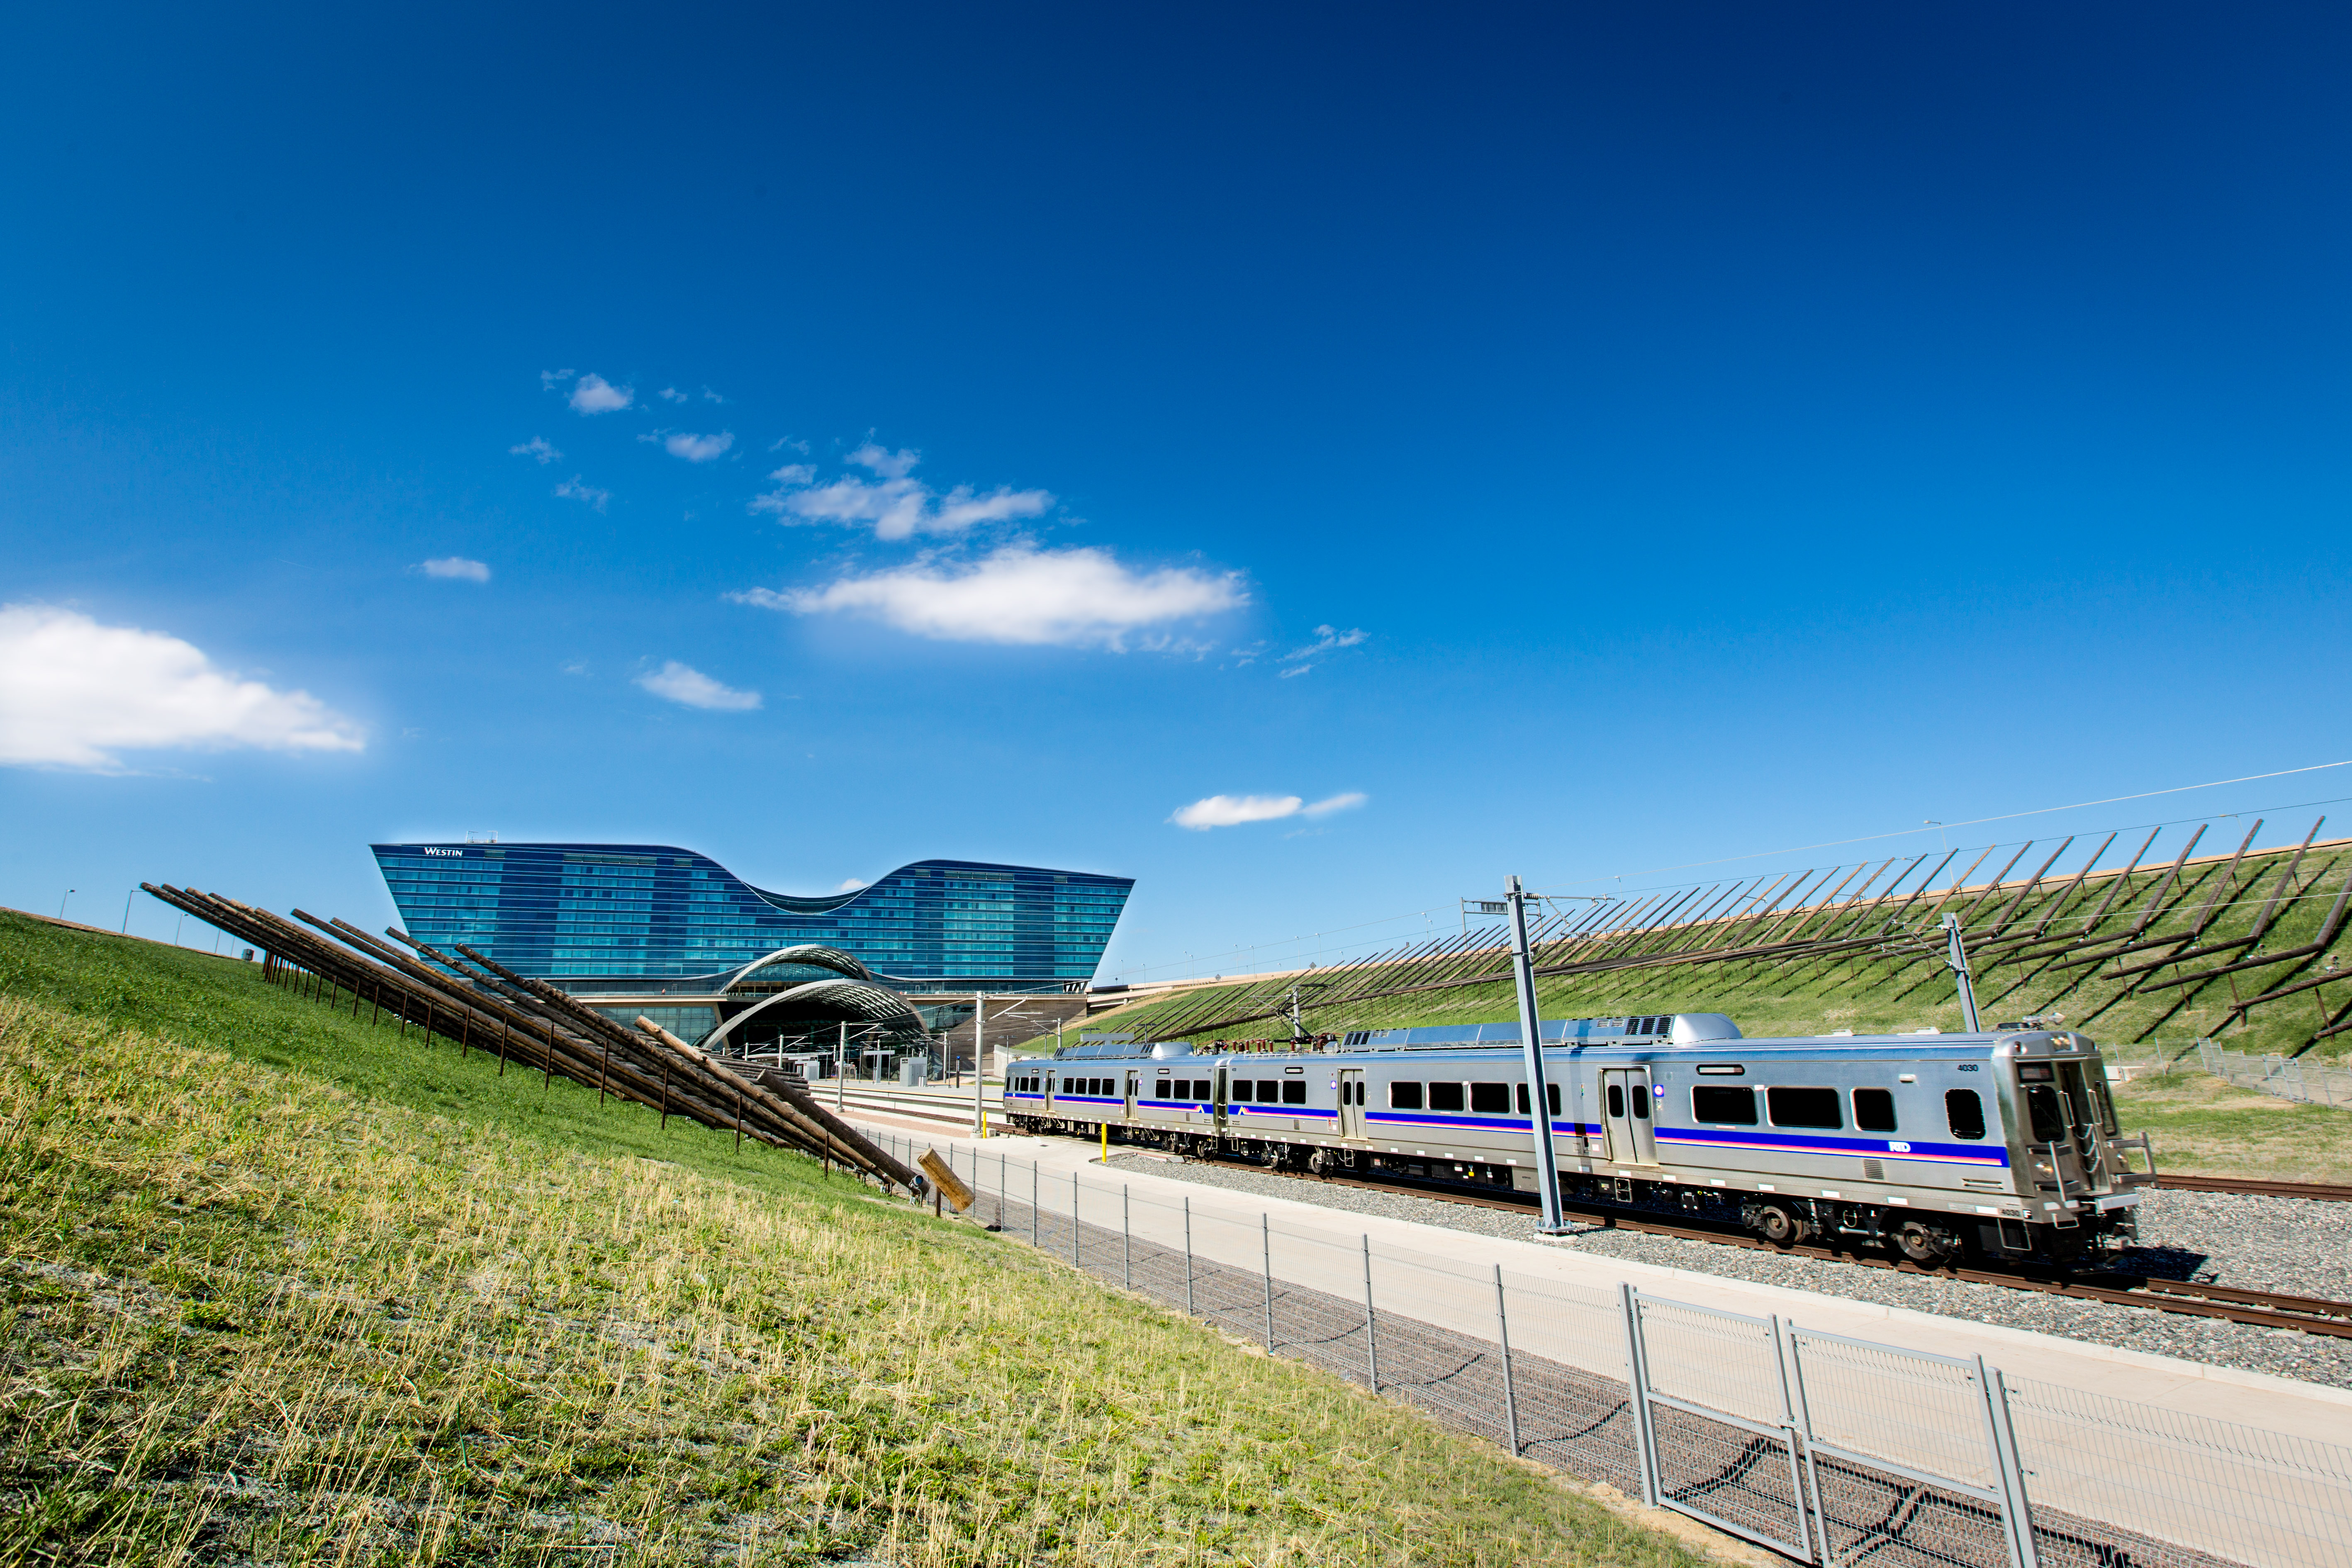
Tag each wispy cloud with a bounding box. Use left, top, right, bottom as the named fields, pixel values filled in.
left=835, top=877, right=867, bottom=892
left=420, top=557, right=491, bottom=583
left=732, top=543, right=1245, bottom=648
left=509, top=436, right=562, bottom=465
left=769, top=436, right=810, bottom=454
left=1280, top=625, right=1368, bottom=662
left=1278, top=665, right=1311, bottom=679
left=568, top=373, right=633, bottom=414
left=748, top=446, right=1052, bottom=541
left=554, top=475, right=610, bottom=512
left=664, top=431, right=734, bottom=463
left=634, top=661, right=761, bottom=711
left=1169, top=790, right=1366, bottom=830
left=657, top=386, right=688, bottom=402
left=541, top=368, right=575, bottom=390
left=0, top=603, right=365, bottom=771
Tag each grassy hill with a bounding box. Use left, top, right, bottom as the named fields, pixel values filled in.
left=1083, top=838, right=2352, bottom=1182
left=0, top=911, right=1706, bottom=1568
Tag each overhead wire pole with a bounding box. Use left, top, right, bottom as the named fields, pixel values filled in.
left=1506, top=874, right=1566, bottom=1234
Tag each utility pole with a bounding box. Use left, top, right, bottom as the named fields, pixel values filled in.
left=121, top=889, right=134, bottom=934
left=974, top=992, right=986, bottom=1136
left=1942, top=914, right=1982, bottom=1032
left=837, top=1020, right=847, bottom=1110
left=1507, top=874, right=1566, bottom=1233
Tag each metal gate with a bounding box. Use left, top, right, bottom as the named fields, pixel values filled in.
left=1622, top=1289, right=1813, bottom=1559
left=1785, top=1327, right=2038, bottom=1568
left=1622, top=1287, right=2040, bottom=1568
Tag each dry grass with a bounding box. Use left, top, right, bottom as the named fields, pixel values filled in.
left=0, top=985, right=1702, bottom=1568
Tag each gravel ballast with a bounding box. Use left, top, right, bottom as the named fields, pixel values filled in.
left=1101, top=1152, right=2352, bottom=1390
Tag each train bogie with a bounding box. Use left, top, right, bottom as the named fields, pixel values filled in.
left=1003, top=1012, right=2147, bottom=1264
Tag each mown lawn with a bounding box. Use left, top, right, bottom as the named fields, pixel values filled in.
left=0, top=913, right=1706, bottom=1568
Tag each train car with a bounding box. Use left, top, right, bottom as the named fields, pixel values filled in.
left=999, top=1013, right=2148, bottom=1264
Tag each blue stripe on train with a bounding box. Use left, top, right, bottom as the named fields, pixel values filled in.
left=1655, top=1128, right=2009, bottom=1166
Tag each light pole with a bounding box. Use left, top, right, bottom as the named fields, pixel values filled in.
left=58, top=889, right=75, bottom=920
left=121, top=889, right=134, bottom=935
left=974, top=991, right=986, bottom=1135
left=1506, top=874, right=1566, bottom=1234
left=1925, top=819, right=1947, bottom=852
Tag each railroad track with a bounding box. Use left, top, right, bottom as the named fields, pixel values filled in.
left=2150, top=1172, right=2352, bottom=1202
left=1264, top=1164, right=2352, bottom=1340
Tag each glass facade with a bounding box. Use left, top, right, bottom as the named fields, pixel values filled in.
left=371, top=842, right=1132, bottom=992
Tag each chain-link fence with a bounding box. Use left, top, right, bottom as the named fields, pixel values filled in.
left=877, top=1132, right=2352, bottom=1568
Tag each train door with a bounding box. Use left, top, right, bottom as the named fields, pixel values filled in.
left=1124, top=1070, right=1139, bottom=1121
left=2021, top=1064, right=2091, bottom=1202
left=1600, top=1068, right=1659, bottom=1164
left=1045, top=1073, right=1057, bottom=1111
left=1337, top=1068, right=1366, bottom=1139
left=1213, top=1067, right=1229, bottom=1135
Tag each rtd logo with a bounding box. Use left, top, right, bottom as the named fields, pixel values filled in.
left=423, top=847, right=463, bottom=857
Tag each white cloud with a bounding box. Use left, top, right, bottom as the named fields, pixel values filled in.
left=568, top=373, right=633, bottom=414
left=554, top=475, right=610, bottom=512
left=1278, top=665, right=1311, bottom=679
left=664, top=431, right=734, bottom=463
left=850, top=442, right=921, bottom=479
left=1280, top=624, right=1368, bottom=662
left=748, top=447, right=1052, bottom=540
left=1302, top=791, right=1367, bottom=818
left=657, top=386, right=688, bottom=402
left=769, top=436, right=810, bottom=454
left=1169, top=790, right=1366, bottom=830
left=734, top=543, right=1246, bottom=648
left=541, top=368, right=575, bottom=389
left=634, top=661, right=762, bottom=711
left=1170, top=794, right=1302, bottom=830
left=702, top=387, right=725, bottom=404
left=835, top=878, right=867, bottom=892
left=420, top=557, right=491, bottom=583
left=0, top=603, right=365, bottom=770
left=509, top=437, right=562, bottom=465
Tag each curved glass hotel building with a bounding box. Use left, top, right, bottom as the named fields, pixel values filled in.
left=371, top=842, right=1134, bottom=997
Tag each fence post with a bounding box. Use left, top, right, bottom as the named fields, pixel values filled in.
left=1072, top=1172, right=1081, bottom=1268
left=1031, top=1159, right=1039, bottom=1246
left=1618, top=1283, right=1661, bottom=1509
left=1261, top=1214, right=1275, bottom=1352
left=1122, top=1184, right=1131, bottom=1290
left=996, top=1147, right=1005, bottom=1230
left=1493, top=1265, right=1520, bottom=1456
left=1981, top=1361, right=2042, bottom=1568
left=1183, top=1196, right=1194, bottom=1316
left=1363, top=1235, right=1378, bottom=1391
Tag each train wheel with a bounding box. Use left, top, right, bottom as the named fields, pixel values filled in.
left=1307, top=1149, right=1331, bottom=1176
left=1894, top=1220, right=1956, bottom=1266
left=1753, top=1201, right=1810, bottom=1247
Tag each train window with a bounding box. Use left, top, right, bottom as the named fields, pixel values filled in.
left=2018, top=1064, right=2054, bottom=1082
left=1428, top=1082, right=1466, bottom=1113
left=1607, top=1084, right=1625, bottom=1118
left=1257, top=1079, right=1281, bottom=1101
left=1391, top=1081, right=1424, bottom=1110
left=1632, top=1089, right=1650, bottom=1120
left=1514, top=1084, right=1563, bottom=1115
left=1768, top=1087, right=1843, bottom=1129
left=1282, top=1081, right=1307, bottom=1105
left=1945, top=1089, right=1987, bottom=1141
left=1853, top=1089, right=1898, bottom=1134
left=1692, top=1086, right=1758, bottom=1124
left=1469, top=1083, right=1511, bottom=1114
left=2026, top=1085, right=2067, bottom=1144
left=1231, top=1080, right=1254, bottom=1102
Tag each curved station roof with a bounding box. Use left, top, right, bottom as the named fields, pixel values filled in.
left=372, top=841, right=1132, bottom=996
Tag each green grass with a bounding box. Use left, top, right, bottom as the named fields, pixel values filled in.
left=0, top=911, right=1706, bottom=1568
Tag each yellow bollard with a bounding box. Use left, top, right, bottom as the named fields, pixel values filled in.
left=1100, top=1121, right=1108, bottom=1163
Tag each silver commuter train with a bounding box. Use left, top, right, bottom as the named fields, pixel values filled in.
left=1001, top=1012, right=2148, bottom=1264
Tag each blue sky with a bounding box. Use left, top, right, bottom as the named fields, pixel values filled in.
left=4, top=3, right=2348, bottom=982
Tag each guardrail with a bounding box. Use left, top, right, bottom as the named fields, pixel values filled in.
left=874, top=1130, right=2352, bottom=1568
